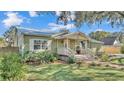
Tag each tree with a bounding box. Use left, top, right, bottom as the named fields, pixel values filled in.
left=0, top=37, right=5, bottom=47
left=38, top=11, right=124, bottom=28
left=89, top=30, right=110, bottom=40
left=3, top=26, right=18, bottom=47
left=0, top=53, right=26, bottom=80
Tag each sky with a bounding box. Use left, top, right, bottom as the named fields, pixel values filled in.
left=0, top=11, right=122, bottom=37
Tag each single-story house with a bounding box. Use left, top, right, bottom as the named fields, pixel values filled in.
left=101, top=36, right=120, bottom=46
left=4, top=26, right=103, bottom=56
left=101, top=36, right=121, bottom=54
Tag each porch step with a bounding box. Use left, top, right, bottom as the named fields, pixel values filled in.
left=74, top=54, right=95, bottom=61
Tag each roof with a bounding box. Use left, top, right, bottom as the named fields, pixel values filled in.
left=16, top=27, right=56, bottom=36
left=90, top=38, right=104, bottom=44
left=52, top=30, right=69, bottom=37
left=101, top=37, right=117, bottom=45
left=5, top=26, right=89, bottom=40
left=53, top=31, right=89, bottom=40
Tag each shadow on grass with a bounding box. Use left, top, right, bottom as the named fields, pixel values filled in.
left=27, top=66, right=93, bottom=81
left=27, top=64, right=124, bottom=81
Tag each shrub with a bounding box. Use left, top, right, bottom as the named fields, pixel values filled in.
left=67, top=56, right=76, bottom=64
left=101, top=53, right=109, bottom=62
left=38, top=51, right=57, bottom=63
left=0, top=53, right=26, bottom=80
left=105, top=64, right=110, bottom=67
left=120, top=45, right=124, bottom=54
left=118, top=58, right=122, bottom=64
left=95, top=46, right=101, bottom=54
left=23, top=51, right=57, bottom=64
left=89, top=62, right=96, bottom=66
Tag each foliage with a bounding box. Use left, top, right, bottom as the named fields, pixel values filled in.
left=120, top=44, right=124, bottom=54
left=0, top=37, right=5, bottom=47
left=3, top=26, right=18, bottom=47
left=38, top=51, right=57, bottom=63
left=23, top=51, right=57, bottom=64
left=95, top=46, right=101, bottom=55
left=89, top=62, right=97, bottom=66
left=22, top=51, right=39, bottom=62
left=67, top=56, right=76, bottom=64
left=111, top=32, right=124, bottom=43
left=89, top=30, right=110, bottom=41
left=111, top=58, right=124, bottom=65
left=0, top=53, right=26, bottom=80
left=0, top=37, right=3, bottom=43
left=100, top=53, right=109, bottom=62
left=39, top=11, right=124, bottom=28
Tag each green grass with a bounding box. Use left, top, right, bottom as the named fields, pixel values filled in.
left=111, top=59, right=124, bottom=65
left=26, top=63, right=124, bottom=81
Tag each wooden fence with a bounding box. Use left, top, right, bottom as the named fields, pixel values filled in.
left=0, top=47, right=19, bottom=55
left=101, top=46, right=121, bottom=54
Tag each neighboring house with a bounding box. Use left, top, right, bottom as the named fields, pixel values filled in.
left=101, top=36, right=121, bottom=54
left=101, top=36, right=120, bottom=46
left=110, top=31, right=124, bottom=44
left=5, top=26, right=94, bottom=55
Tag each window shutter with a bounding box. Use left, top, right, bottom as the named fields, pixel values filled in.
left=29, top=39, right=34, bottom=51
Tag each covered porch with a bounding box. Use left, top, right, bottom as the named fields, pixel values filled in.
left=53, top=32, right=89, bottom=56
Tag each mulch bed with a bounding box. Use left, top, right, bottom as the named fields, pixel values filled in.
left=25, top=60, right=67, bottom=65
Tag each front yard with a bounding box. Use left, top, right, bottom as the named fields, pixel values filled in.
left=26, top=63, right=124, bottom=81
left=1, top=52, right=124, bottom=81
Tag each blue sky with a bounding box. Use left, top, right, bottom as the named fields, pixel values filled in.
left=0, top=11, right=122, bottom=37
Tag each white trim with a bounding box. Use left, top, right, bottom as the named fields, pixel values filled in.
left=29, top=39, right=48, bottom=51
left=29, top=39, right=34, bottom=51
left=47, top=40, right=52, bottom=50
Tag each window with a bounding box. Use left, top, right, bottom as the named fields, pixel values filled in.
left=33, top=39, right=48, bottom=50
left=42, top=41, right=47, bottom=49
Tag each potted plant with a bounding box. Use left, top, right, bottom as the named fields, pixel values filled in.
left=76, top=46, right=81, bottom=54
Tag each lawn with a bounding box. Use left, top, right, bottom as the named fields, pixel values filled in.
left=111, top=59, right=124, bottom=65
left=26, top=63, right=124, bottom=81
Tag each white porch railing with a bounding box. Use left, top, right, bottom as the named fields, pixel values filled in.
left=57, top=47, right=95, bottom=58
left=57, top=47, right=75, bottom=56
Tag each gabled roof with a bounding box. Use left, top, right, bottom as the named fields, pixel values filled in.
left=53, top=31, right=89, bottom=40
left=51, top=30, right=69, bottom=37
left=101, top=37, right=117, bottom=45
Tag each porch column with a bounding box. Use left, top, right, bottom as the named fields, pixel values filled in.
left=74, top=39, right=76, bottom=52
left=66, top=38, right=69, bottom=48
left=85, top=40, right=88, bottom=49
left=57, top=39, right=58, bottom=53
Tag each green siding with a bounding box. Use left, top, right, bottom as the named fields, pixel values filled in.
left=70, top=39, right=75, bottom=51
left=24, top=35, right=51, bottom=51
left=51, top=39, right=57, bottom=52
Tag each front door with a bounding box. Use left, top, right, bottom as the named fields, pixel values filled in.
left=58, top=40, right=64, bottom=48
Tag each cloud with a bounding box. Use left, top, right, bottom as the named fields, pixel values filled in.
left=2, top=12, right=23, bottom=27
left=55, top=11, right=61, bottom=16
left=29, top=11, right=38, bottom=17
left=95, top=29, right=104, bottom=31
left=70, top=11, right=76, bottom=20
left=48, top=23, right=75, bottom=31
left=70, top=14, right=76, bottom=20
